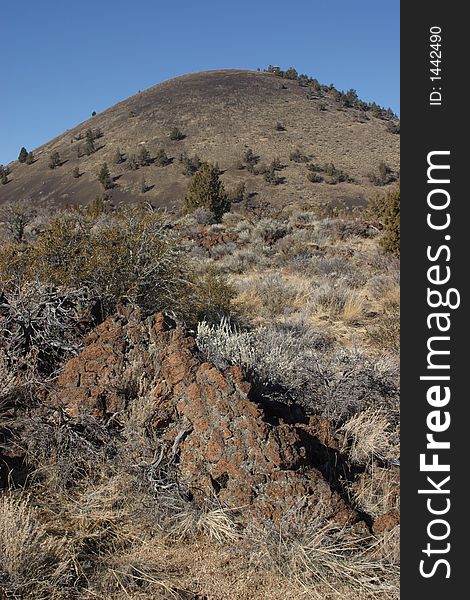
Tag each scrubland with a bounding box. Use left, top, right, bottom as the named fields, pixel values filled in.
left=1, top=181, right=399, bottom=598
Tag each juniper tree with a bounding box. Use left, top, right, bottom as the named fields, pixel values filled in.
left=48, top=152, right=61, bottom=169
left=243, top=148, right=258, bottom=172
left=18, top=147, right=28, bottom=163
left=381, top=185, right=400, bottom=256
left=184, top=163, right=230, bottom=222
left=84, top=139, right=95, bottom=155
left=98, top=163, right=112, bottom=189
left=0, top=165, right=9, bottom=185
left=179, top=152, right=201, bottom=176
left=84, top=129, right=96, bottom=155
left=25, top=152, right=35, bottom=165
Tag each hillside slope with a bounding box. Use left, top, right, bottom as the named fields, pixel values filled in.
left=0, top=69, right=399, bottom=211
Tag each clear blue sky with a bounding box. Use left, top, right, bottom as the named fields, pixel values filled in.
left=0, top=0, right=399, bottom=166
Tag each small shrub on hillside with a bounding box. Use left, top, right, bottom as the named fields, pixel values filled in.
left=251, top=218, right=289, bottom=244
left=138, top=146, right=151, bottom=166
left=210, top=241, right=238, bottom=260
left=0, top=208, right=191, bottom=318
left=310, top=255, right=353, bottom=278
left=0, top=282, right=94, bottom=378
left=264, top=166, right=284, bottom=185
left=190, top=268, right=235, bottom=324
left=327, top=219, right=372, bottom=240
left=313, top=281, right=350, bottom=315
left=72, top=166, right=80, bottom=178
left=127, top=154, right=139, bottom=170
left=197, top=319, right=396, bottom=420
left=196, top=318, right=318, bottom=392
left=86, top=128, right=102, bottom=142
left=84, top=138, right=95, bottom=156
left=275, top=121, right=286, bottom=131
left=48, top=151, right=61, bottom=169
left=323, top=163, right=350, bottom=183
left=306, top=162, right=322, bottom=173
left=339, top=408, right=393, bottom=465
left=368, top=185, right=400, bottom=256
left=367, top=161, right=394, bottom=186
left=386, top=121, right=400, bottom=134
left=0, top=200, right=37, bottom=243
left=86, top=194, right=110, bottom=218
left=239, top=273, right=298, bottom=318
left=154, top=148, right=171, bottom=166
left=228, top=181, right=248, bottom=204
left=290, top=148, right=310, bottom=163
left=84, top=128, right=98, bottom=155
left=179, top=152, right=202, bottom=176
left=381, top=186, right=400, bottom=256
left=169, top=126, right=185, bottom=140
left=184, top=163, right=230, bottom=221
left=367, top=303, right=400, bottom=353
left=242, top=148, right=259, bottom=172
left=217, top=247, right=270, bottom=273
left=191, top=207, right=217, bottom=225
left=113, top=148, right=125, bottom=164
left=25, top=151, right=35, bottom=165
left=140, top=176, right=149, bottom=193
left=307, top=171, right=323, bottom=183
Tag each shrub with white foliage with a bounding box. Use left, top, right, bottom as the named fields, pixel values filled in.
left=196, top=319, right=398, bottom=422
left=196, top=319, right=398, bottom=421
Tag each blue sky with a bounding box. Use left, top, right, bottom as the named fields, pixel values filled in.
left=0, top=0, right=399, bottom=165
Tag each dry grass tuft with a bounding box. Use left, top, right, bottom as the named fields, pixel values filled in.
left=0, top=495, right=70, bottom=599
left=167, top=504, right=241, bottom=543
left=252, top=513, right=399, bottom=599
left=339, top=408, right=394, bottom=465
left=342, top=291, right=367, bottom=324
left=350, top=464, right=400, bottom=519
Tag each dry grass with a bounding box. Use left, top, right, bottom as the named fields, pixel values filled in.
left=0, top=480, right=399, bottom=600
left=339, top=408, right=394, bottom=465
left=166, top=504, right=241, bottom=543
left=0, top=495, right=70, bottom=599
left=350, top=465, right=400, bottom=519
left=342, top=291, right=367, bottom=324
left=1, top=185, right=400, bottom=598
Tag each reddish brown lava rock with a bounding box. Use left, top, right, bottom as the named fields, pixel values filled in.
left=56, top=308, right=358, bottom=526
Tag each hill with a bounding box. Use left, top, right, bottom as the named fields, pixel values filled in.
left=0, top=69, right=399, bottom=211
